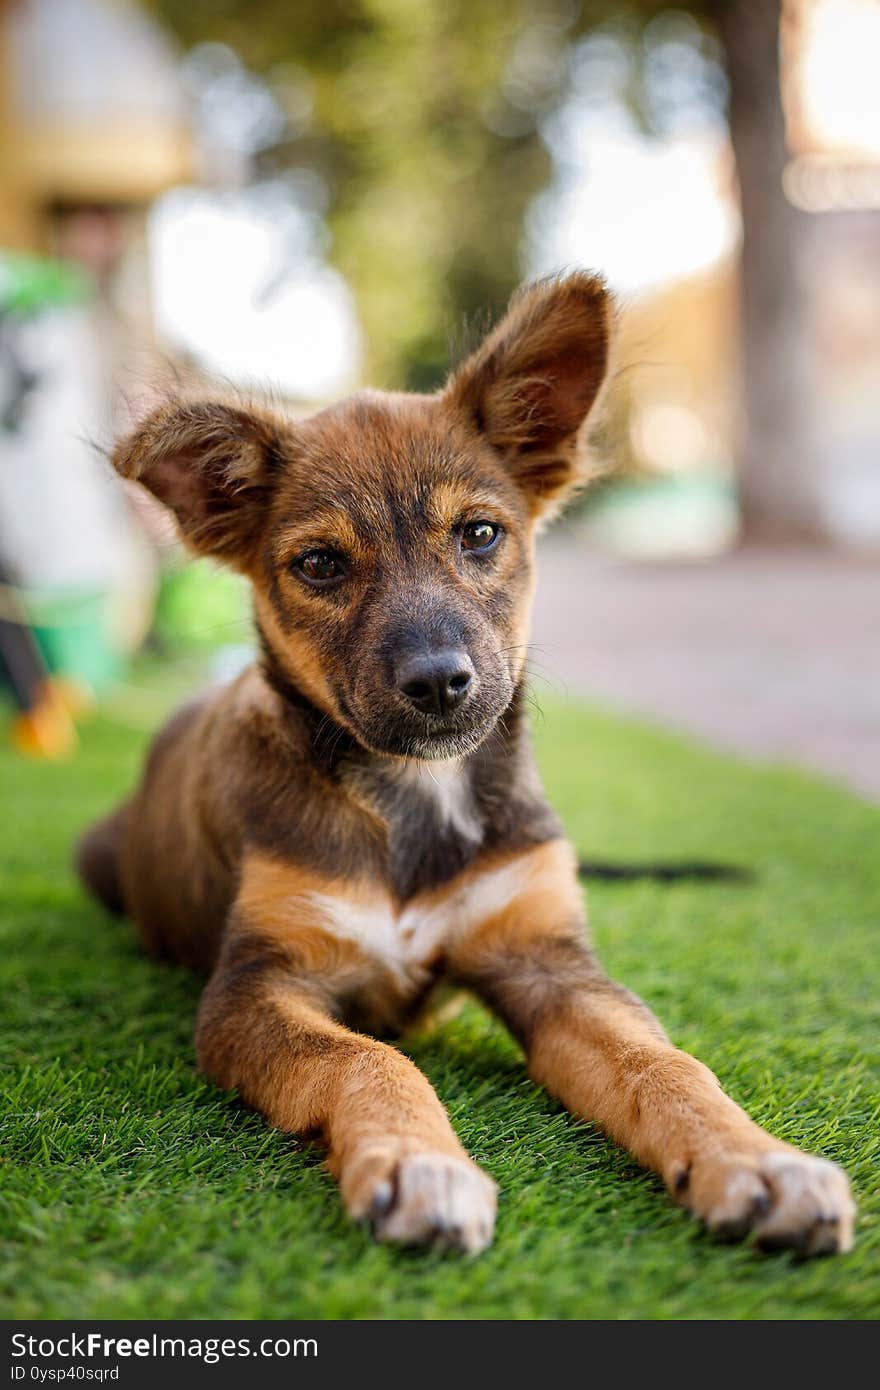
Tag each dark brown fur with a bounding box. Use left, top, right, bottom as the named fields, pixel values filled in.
left=77, top=273, right=854, bottom=1256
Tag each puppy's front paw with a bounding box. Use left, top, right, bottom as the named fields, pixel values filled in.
left=343, top=1144, right=497, bottom=1254
left=673, top=1147, right=855, bottom=1256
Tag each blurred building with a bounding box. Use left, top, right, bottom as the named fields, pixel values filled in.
left=0, top=0, right=191, bottom=262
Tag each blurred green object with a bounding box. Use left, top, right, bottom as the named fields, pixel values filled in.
left=154, top=559, right=252, bottom=651
left=0, top=251, right=114, bottom=694
left=28, top=588, right=123, bottom=693
left=581, top=474, right=740, bottom=559
left=0, top=251, right=90, bottom=315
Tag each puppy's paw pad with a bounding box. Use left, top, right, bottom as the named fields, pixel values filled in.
left=347, top=1149, right=497, bottom=1254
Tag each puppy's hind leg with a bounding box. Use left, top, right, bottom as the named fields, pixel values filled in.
left=75, top=803, right=130, bottom=916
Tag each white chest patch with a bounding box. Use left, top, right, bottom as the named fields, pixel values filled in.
left=301, top=848, right=553, bottom=988
left=395, top=759, right=482, bottom=844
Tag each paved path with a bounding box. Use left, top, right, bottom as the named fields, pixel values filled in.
left=531, top=539, right=880, bottom=801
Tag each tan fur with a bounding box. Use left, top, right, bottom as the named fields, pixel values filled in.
left=270, top=509, right=373, bottom=570
left=234, top=853, right=416, bottom=1028
left=237, top=856, right=371, bottom=977
left=197, top=966, right=489, bottom=1236
left=427, top=479, right=520, bottom=537
left=447, top=848, right=855, bottom=1254
left=526, top=1001, right=853, bottom=1252
left=196, top=854, right=495, bottom=1247
left=252, top=590, right=347, bottom=727
left=235, top=842, right=580, bottom=1027
left=445, top=838, right=583, bottom=960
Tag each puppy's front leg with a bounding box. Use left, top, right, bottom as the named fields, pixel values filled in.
left=449, top=841, right=854, bottom=1255
left=196, top=914, right=496, bottom=1252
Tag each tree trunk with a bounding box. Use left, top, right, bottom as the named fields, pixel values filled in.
left=714, top=0, right=823, bottom=540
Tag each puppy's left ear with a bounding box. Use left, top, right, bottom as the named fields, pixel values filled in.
left=113, top=398, right=286, bottom=572
left=444, top=272, right=612, bottom=518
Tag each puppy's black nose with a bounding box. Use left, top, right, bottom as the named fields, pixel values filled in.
left=396, top=649, right=475, bottom=717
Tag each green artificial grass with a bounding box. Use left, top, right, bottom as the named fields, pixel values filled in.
left=1, top=679, right=878, bottom=1320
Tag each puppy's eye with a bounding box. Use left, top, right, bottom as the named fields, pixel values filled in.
left=294, top=550, right=345, bottom=585
left=461, top=521, right=501, bottom=554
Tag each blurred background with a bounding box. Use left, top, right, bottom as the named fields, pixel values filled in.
left=0, top=0, right=877, bottom=794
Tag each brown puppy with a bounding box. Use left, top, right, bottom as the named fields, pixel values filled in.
left=77, top=273, right=854, bottom=1255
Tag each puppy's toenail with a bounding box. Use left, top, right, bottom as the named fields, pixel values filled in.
left=369, top=1182, right=394, bottom=1218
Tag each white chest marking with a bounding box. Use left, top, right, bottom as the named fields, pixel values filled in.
left=302, top=851, right=548, bottom=985
left=396, top=759, right=483, bottom=844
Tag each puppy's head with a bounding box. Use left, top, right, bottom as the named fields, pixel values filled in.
left=115, top=273, right=611, bottom=759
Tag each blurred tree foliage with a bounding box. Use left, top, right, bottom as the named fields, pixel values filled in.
left=150, top=0, right=808, bottom=535
left=148, top=0, right=571, bottom=388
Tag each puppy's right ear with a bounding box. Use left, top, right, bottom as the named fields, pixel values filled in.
left=444, top=273, right=611, bottom=520
left=113, top=399, right=286, bottom=570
